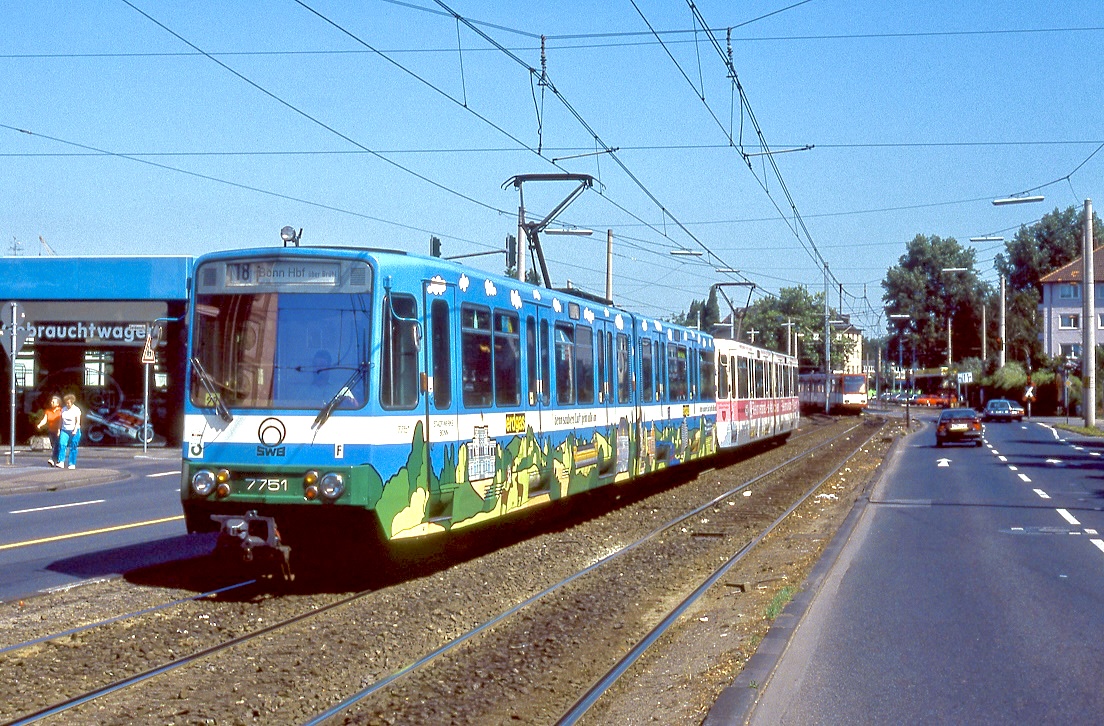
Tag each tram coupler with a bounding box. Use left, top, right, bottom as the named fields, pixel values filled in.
left=211, top=510, right=293, bottom=581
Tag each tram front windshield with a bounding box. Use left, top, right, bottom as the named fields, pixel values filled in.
left=841, top=375, right=866, bottom=394
left=190, top=291, right=371, bottom=410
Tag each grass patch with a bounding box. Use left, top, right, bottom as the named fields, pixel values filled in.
left=765, top=586, right=795, bottom=620
left=1053, top=423, right=1104, bottom=437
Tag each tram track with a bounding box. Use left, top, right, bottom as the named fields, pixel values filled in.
left=0, top=415, right=893, bottom=725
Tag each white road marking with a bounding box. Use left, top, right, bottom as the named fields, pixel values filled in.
left=1073, top=446, right=1085, bottom=451
left=1056, top=509, right=1081, bottom=526
left=1019, top=474, right=1032, bottom=483
left=1009, top=466, right=1018, bottom=472
left=146, top=471, right=179, bottom=478
left=1033, top=488, right=1049, bottom=499
left=1086, top=529, right=1099, bottom=536
left=1092, top=540, right=1104, bottom=555
left=991, top=450, right=1000, bottom=456
left=10, top=500, right=105, bottom=515
left=998, top=456, right=1008, bottom=463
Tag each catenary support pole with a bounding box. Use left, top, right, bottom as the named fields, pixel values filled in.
left=1084, top=199, right=1096, bottom=428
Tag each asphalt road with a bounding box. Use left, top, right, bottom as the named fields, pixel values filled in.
left=747, top=417, right=1104, bottom=723
left=0, top=449, right=214, bottom=603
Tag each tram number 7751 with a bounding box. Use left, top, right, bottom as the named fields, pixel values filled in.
left=245, top=478, right=289, bottom=492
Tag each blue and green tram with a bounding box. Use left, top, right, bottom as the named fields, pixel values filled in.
left=181, top=245, right=719, bottom=563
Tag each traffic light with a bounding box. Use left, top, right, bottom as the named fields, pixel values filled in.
left=505, top=234, right=517, bottom=268
left=430, top=236, right=441, bottom=258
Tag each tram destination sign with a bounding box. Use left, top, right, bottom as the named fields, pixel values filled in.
left=224, top=260, right=340, bottom=287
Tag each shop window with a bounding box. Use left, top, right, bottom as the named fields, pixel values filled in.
left=15, top=350, right=35, bottom=389
left=84, top=351, right=112, bottom=388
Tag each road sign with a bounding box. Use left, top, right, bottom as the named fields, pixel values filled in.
left=0, top=301, right=32, bottom=358
left=957, top=371, right=973, bottom=384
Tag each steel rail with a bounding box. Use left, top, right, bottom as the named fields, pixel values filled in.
left=0, top=580, right=255, bottom=657
left=304, top=419, right=866, bottom=725
left=556, top=421, right=883, bottom=724
left=4, top=585, right=374, bottom=726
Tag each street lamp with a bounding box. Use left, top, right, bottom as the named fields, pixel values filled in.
left=993, top=195, right=1045, bottom=206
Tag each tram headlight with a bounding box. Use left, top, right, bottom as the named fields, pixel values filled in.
left=191, top=469, right=216, bottom=496
left=319, top=472, right=345, bottom=501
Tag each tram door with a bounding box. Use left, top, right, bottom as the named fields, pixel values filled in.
left=524, top=304, right=550, bottom=435
left=423, top=287, right=459, bottom=521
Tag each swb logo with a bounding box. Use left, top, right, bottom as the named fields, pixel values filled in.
left=257, top=417, right=287, bottom=457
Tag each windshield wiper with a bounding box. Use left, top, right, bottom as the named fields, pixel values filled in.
left=312, top=365, right=366, bottom=431
left=190, top=356, right=234, bottom=423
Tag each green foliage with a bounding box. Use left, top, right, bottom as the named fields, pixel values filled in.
left=882, top=234, right=985, bottom=368
left=765, top=586, right=795, bottom=620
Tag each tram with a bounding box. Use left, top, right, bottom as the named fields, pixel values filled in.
left=797, top=372, right=868, bottom=414
left=179, top=245, right=798, bottom=569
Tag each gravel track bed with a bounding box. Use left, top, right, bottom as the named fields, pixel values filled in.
left=0, top=415, right=894, bottom=724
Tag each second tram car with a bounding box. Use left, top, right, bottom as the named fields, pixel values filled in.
left=715, top=339, right=799, bottom=447
left=798, top=372, right=868, bottom=414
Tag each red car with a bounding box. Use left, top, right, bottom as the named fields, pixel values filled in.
left=917, top=391, right=958, bottom=407
left=935, top=408, right=984, bottom=447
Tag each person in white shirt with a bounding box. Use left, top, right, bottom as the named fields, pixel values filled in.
left=57, top=393, right=83, bottom=470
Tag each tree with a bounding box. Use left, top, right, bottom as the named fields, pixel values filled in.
left=882, top=234, right=986, bottom=369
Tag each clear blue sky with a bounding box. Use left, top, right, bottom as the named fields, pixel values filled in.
left=3, top=1, right=1101, bottom=333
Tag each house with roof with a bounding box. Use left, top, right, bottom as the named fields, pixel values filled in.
left=1038, top=246, right=1104, bottom=361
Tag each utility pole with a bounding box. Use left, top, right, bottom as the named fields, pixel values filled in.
left=999, top=276, right=1007, bottom=368
left=824, top=264, right=831, bottom=414
left=1084, top=199, right=1096, bottom=428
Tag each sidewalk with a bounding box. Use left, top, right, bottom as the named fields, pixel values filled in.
left=0, top=445, right=180, bottom=496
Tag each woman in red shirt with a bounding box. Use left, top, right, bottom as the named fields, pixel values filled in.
left=36, top=394, right=62, bottom=467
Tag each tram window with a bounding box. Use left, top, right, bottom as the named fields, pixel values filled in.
left=555, top=323, right=575, bottom=405
left=655, top=340, right=665, bottom=400
left=494, top=311, right=520, bottom=406
left=606, top=332, right=615, bottom=403
left=381, top=294, right=419, bottom=410
left=717, top=356, right=729, bottom=399
left=431, top=299, right=451, bottom=410
left=596, top=331, right=606, bottom=403
left=461, top=304, right=493, bottom=407
left=737, top=357, right=750, bottom=399
left=526, top=316, right=538, bottom=406
left=701, top=350, right=716, bottom=400
left=668, top=344, right=688, bottom=401
left=576, top=325, right=594, bottom=404
left=754, top=360, right=766, bottom=398
left=616, top=334, right=631, bottom=404
left=539, top=319, right=551, bottom=405
left=640, top=339, right=654, bottom=402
